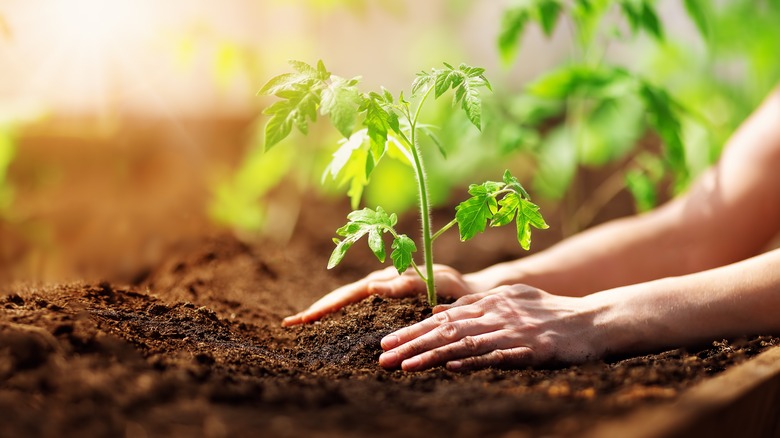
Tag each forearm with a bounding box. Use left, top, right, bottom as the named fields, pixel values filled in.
left=465, top=209, right=687, bottom=296
left=590, top=248, right=780, bottom=356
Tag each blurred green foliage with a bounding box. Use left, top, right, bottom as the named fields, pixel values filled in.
left=493, top=0, right=698, bottom=229
left=646, top=0, right=780, bottom=174
left=205, top=0, right=780, bottom=239
left=0, top=126, right=15, bottom=218
left=493, top=0, right=780, bottom=230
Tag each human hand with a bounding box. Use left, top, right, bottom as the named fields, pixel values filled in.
left=282, top=264, right=480, bottom=327
left=378, top=285, right=603, bottom=371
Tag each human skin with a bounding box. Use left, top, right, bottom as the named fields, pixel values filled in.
left=283, top=87, right=780, bottom=371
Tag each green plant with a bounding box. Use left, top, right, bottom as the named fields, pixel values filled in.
left=491, top=0, right=708, bottom=232
left=258, top=60, right=548, bottom=306
left=0, top=125, right=15, bottom=218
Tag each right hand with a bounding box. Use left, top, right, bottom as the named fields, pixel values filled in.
left=281, top=264, right=480, bottom=326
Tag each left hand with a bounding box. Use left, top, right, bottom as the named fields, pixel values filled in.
left=378, top=285, right=604, bottom=371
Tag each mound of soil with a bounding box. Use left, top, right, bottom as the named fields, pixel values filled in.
left=1, top=234, right=777, bottom=438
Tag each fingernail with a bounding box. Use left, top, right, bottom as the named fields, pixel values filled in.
left=402, top=356, right=421, bottom=371
left=381, top=335, right=400, bottom=349
left=447, top=361, right=462, bottom=371
left=379, top=351, right=399, bottom=367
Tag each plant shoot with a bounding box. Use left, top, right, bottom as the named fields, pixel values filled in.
left=258, top=60, right=548, bottom=306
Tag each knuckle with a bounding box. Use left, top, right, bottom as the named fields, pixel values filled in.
left=460, top=335, right=481, bottom=352
left=437, top=323, right=459, bottom=342
left=491, top=349, right=507, bottom=363
left=433, top=312, right=451, bottom=324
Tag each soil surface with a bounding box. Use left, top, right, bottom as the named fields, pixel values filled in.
left=2, top=120, right=778, bottom=437
left=1, top=233, right=778, bottom=438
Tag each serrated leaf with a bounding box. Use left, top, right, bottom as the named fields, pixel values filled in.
left=455, top=182, right=502, bottom=241
left=321, top=76, right=360, bottom=138
left=412, top=73, right=434, bottom=97
left=390, top=234, right=416, bottom=274
left=362, top=97, right=395, bottom=159
left=368, top=228, right=386, bottom=262
left=490, top=192, right=520, bottom=227
left=258, top=73, right=303, bottom=96
left=324, top=131, right=373, bottom=208
left=328, top=238, right=355, bottom=269
left=459, top=81, right=483, bottom=130
left=262, top=85, right=321, bottom=150
left=290, top=60, right=318, bottom=76
left=516, top=198, right=549, bottom=250
left=434, top=68, right=462, bottom=98
left=329, top=206, right=398, bottom=268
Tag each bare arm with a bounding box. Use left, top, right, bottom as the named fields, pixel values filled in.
left=468, top=87, right=780, bottom=296
left=379, top=247, right=780, bottom=371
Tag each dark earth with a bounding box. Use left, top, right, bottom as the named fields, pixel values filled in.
left=1, top=231, right=778, bottom=438
left=1, top=120, right=778, bottom=437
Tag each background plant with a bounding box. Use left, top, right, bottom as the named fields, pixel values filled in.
left=486, top=0, right=711, bottom=235
left=0, top=125, right=15, bottom=220
left=258, top=60, right=547, bottom=305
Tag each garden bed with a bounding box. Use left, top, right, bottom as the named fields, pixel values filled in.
left=2, top=232, right=778, bottom=438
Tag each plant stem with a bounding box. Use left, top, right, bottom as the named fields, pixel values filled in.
left=432, top=219, right=457, bottom=242
left=409, top=86, right=437, bottom=306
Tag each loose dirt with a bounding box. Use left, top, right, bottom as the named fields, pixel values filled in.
left=1, top=233, right=777, bottom=438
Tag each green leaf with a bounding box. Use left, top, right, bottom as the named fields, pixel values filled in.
left=411, top=72, right=434, bottom=97
left=537, top=0, right=562, bottom=36
left=320, top=76, right=361, bottom=138
left=516, top=198, right=549, bottom=250
left=362, top=96, right=396, bottom=160
left=323, top=131, right=373, bottom=208
left=497, top=0, right=561, bottom=65
left=682, top=0, right=709, bottom=39
left=639, top=83, right=687, bottom=184
left=328, top=207, right=398, bottom=268
left=528, top=65, right=635, bottom=100
left=618, top=0, right=663, bottom=40
left=455, top=181, right=503, bottom=241
left=290, top=60, right=319, bottom=77
left=390, top=234, right=417, bottom=274
left=490, top=192, right=520, bottom=227
left=258, top=73, right=303, bottom=96
left=498, top=6, right=529, bottom=65
left=457, top=80, right=483, bottom=130
left=625, top=169, right=657, bottom=212
left=368, top=228, right=385, bottom=262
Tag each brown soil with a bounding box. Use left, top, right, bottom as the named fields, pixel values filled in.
left=2, top=119, right=778, bottom=437
left=1, top=233, right=778, bottom=438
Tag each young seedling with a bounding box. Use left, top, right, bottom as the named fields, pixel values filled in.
left=259, top=60, right=548, bottom=306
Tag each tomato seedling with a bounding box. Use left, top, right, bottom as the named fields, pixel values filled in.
left=258, top=60, right=548, bottom=306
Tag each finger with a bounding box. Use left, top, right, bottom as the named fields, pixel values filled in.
left=380, top=305, right=485, bottom=350
left=446, top=347, right=535, bottom=372
left=281, top=272, right=395, bottom=326
left=395, top=330, right=514, bottom=371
